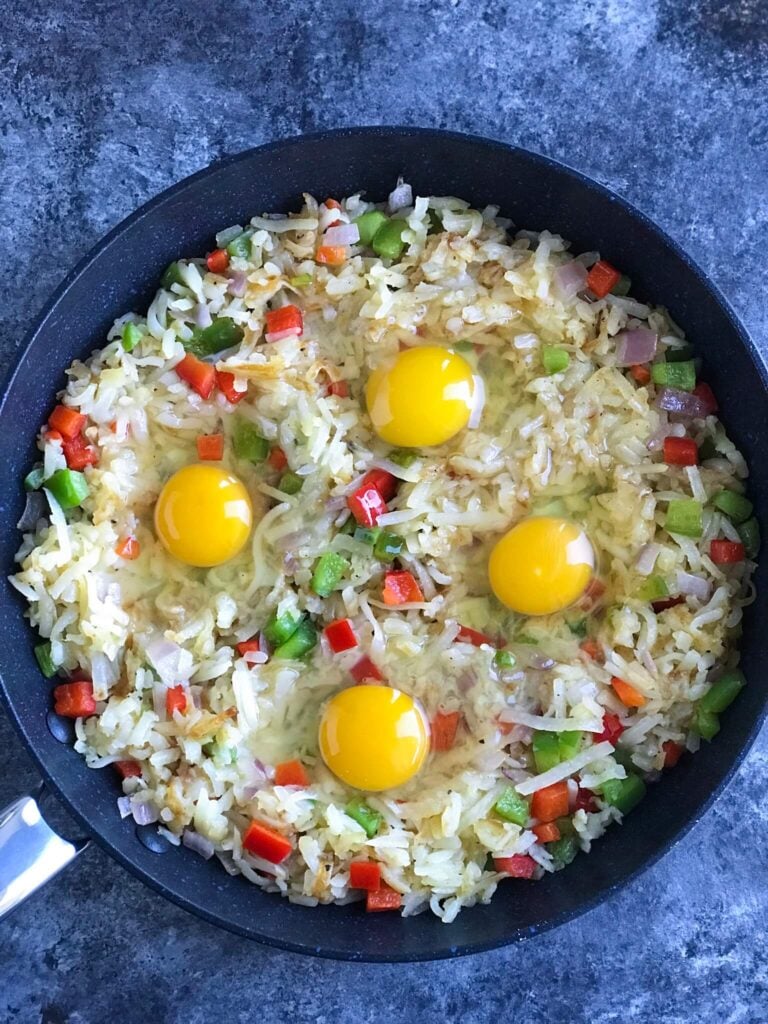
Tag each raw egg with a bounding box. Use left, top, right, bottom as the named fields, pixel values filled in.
left=365, top=346, right=475, bottom=447
left=154, top=463, right=253, bottom=567
left=489, top=516, right=595, bottom=616
left=318, top=685, right=430, bottom=791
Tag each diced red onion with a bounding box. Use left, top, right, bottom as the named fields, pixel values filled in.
left=676, top=571, right=712, bottom=602
left=640, top=649, right=658, bottom=676
left=388, top=179, right=412, bottom=212
left=190, top=688, right=203, bottom=709
left=182, top=829, right=215, bottom=860
left=146, top=636, right=193, bottom=684
left=468, top=375, right=485, bottom=429
left=635, top=543, right=660, bottom=576
left=193, top=303, right=213, bottom=328
left=227, top=271, right=247, bottom=297
left=244, top=649, right=268, bottom=665
left=553, top=260, right=588, bottom=300
left=615, top=328, right=658, bottom=367
left=655, top=387, right=709, bottom=419
left=117, top=796, right=133, bottom=819
left=457, top=669, right=478, bottom=694
left=324, top=223, right=360, bottom=247
left=152, top=682, right=167, bottom=721
left=325, top=495, right=349, bottom=513
left=131, top=799, right=159, bottom=825
left=530, top=654, right=555, bottom=670
left=17, top=491, right=48, bottom=531
left=265, top=327, right=302, bottom=343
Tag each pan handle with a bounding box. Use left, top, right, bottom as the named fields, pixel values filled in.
left=0, top=782, right=89, bottom=920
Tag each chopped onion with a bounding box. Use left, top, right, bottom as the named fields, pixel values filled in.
left=553, top=260, right=587, bottom=300
left=635, top=543, right=660, bottom=576
left=244, top=649, right=268, bottom=665
left=388, top=179, right=413, bottom=212
left=182, top=829, right=215, bottom=860
left=515, top=741, right=615, bottom=796
left=91, top=651, right=118, bottom=691
left=17, top=491, right=48, bottom=531
left=676, top=571, right=712, bottom=602
left=265, top=327, right=302, bottom=343
left=152, top=682, right=167, bottom=721
left=457, top=668, right=478, bottom=694
left=567, top=778, right=579, bottom=811
left=655, top=387, right=710, bottom=419
left=530, top=654, right=555, bottom=670
left=615, top=328, right=658, bottom=367
left=193, top=303, right=213, bottom=328
left=227, top=270, right=247, bottom=297
left=324, top=223, right=360, bottom=247
left=117, top=796, right=132, bottom=819
left=131, top=799, right=159, bottom=825
left=468, top=374, right=485, bottom=429
left=146, top=635, right=193, bottom=684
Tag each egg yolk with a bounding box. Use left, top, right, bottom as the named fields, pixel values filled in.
left=318, top=685, right=430, bottom=791
left=365, top=346, right=475, bottom=447
left=154, top=464, right=253, bottom=567
left=489, top=516, right=595, bottom=616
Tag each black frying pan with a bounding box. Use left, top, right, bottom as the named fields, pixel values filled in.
left=0, top=127, right=765, bottom=961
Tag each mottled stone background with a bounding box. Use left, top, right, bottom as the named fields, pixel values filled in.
left=1, top=1, right=767, bottom=1021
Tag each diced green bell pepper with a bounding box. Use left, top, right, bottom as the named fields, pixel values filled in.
left=46, top=468, right=89, bottom=509
left=665, top=499, right=703, bottom=538
left=161, top=261, right=186, bottom=290
left=374, top=531, right=404, bottom=561
left=636, top=575, right=669, bottom=602
left=493, top=787, right=529, bottom=826
left=665, top=344, right=696, bottom=363
left=388, top=448, right=419, bottom=468
left=226, top=229, right=254, bottom=259
left=712, top=490, right=753, bottom=524
left=557, top=731, right=583, bottom=760
left=310, top=551, right=349, bottom=597
left=121, top=322, right=142, bottom=352
left=651, top=360, right=696, bottom=391
left=372, top=219, right=407, bottom=261
left=454, top=340, right=474, bottom=353
left=355, top=210, right=389, bottom=247
left=699, top=670, right=745, bottom=714
left=345, top=797, right=382, bottom=838
left=737, top=518, right=760, bottom=559
left=494, top=650, right=516, bottom=670
left=611, top=274, right=632, bottom=297
left=567, top=618, right=588, bottom=638
left=695, top=707, right=720, bottom=741
left=34, top=641, right=56, bottom=678
left=354, top=526, right=381, bottom=546
left=532, top=731, right=561, bottom=773
left=427, top=208, right=443, bottom=234
left=278, top=472, right=303, bottom=495
left=185, top=317, right=244, bottom=358
left=599, top=774, right=646, bottom=814
left=548, top=836, right=580, bottom=868
left=289, top=273, right=313, bottom=287
left=263, top=609, right=303, bottom=647
left=273, top=618, right=317, bottom=660
left=555, top=815, right=577, bottom=837
left=232, top=416, right=269, bottom=462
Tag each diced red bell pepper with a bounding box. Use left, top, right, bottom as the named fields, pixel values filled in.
left=578, top=577, right=606, bottom=611
left=48, top=405, right=87, bottom=440
left=206, top=248, right=230, bottom=274
left=62, top=433, right=99, bottom=470
left=274, top=759, right=310, bottom=787
left=531, top=781, right=569, bottom=822
left=382, top=570, right=424, bottom=606
left=532, top=822, right=560, bottom=843
left=316, top=246, right=346, bottom=266
left=215, top=369, right=247, bottom=404
left=663, top=436, right=698, bottom=467
left=324, top=618, right=359, bottom=653
left=456, top=625, right=496, bottom=648
left=46, top=430, right=63, bottom=444
left=431, top=710, right=461, bottom=751
left=115, top=536, right=140, bottom=560
left=242, top=821, right=292, bottom=863
left=166, top=685, right=187, bottom=716
left=53, top=680, right=96, bottom=719
left=360, top=469, right=398, bottom=502
left=493, top=854, right=537, bottom=879
left=579, top=639, right=602, bottom=661
left=652, top=595, right=685, bottom=613
left=611, top=676, right=647, bottom=708
left=692, top=382, right=718, bottom=415
left=595, top=712, right=625, bottom=746
left=176, top=353, right=216, bottom=399
left=324, top=198, right=342, bottom=210
left=347, top=483, right=388, bottom=527
left=662, top=740, right=684, bottom=768
left=196, top=433, right=224, bottom=461
left=265, top=305, right=303, bottom=340
left=327, top=380, right=349, bottom=398
left=630, top=364, right=651, bottom=385
left=573, top=787, right=598, bottom=813
left=349, top=860, right=381, bottom=890
left=586, top=260, right=621, bottom=299
left=236, top=638, right=261, bottom=656
left=114, top=760, right=143, bottom=779
left=710, top=539, right=745, bottom=564
left=366, top=885, right=402, bottom=912
left=350, top=655, right=384, bottom=684
left=268, top=447, right=288, bottom=471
